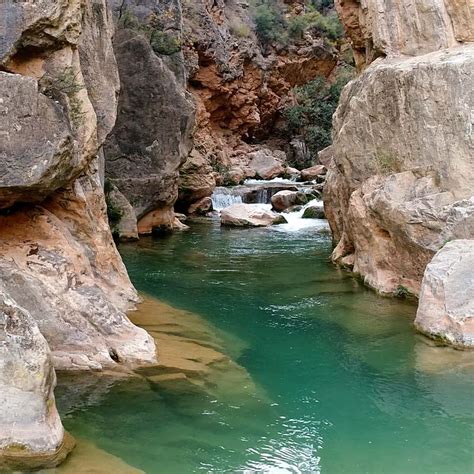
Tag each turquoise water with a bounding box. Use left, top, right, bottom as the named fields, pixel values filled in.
left=58, top=219, right=474, bottom=473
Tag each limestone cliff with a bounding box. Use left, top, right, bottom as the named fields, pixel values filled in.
left=325, top=0, right=473, bottom=346
left=0, top=0, right=155, bottom=467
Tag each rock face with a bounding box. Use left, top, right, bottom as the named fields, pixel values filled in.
left=325, top=0, right=474, bottom=304
left=0, top=0, right=155, bottom=467
left=176, top=0, right=339, bottom=208
left=104, top=10, right=195, bottom=233
left=415, top=240, right=474, bottom=348
left=221, top=204, right=287, bottom=227
left=335, top=0, right=473, bottom=70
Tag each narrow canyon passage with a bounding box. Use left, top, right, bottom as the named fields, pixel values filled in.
left=55, top=219, right=474, bottom=473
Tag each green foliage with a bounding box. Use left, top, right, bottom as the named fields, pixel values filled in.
left=42, top=67, right=85, bottom=128
left=252, top=0, right=342, bottom=48
left=395, top=285, right=410, bottom=299
left=253, top=1, right=285, bottom=45
left=288, top=10, right=343, bottom=42
left=119, top=8, right=181, bottom=56
left=150, top=30, right=182, bottom=55
left=283, top=69, right=353, bottom=163
left=229, top=18, right=252, bottom=38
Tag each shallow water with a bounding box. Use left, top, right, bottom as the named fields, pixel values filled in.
left=57, top=219, right=474, bottom=473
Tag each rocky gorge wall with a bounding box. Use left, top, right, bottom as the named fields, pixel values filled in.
left=103, top=0, right=345, bottom=235
left=0, top=1, right=155, bottom=468
left=325, top=0, right=474, bottom=347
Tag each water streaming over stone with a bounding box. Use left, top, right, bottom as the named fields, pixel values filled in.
left=211, top=188, right=243, bottom=210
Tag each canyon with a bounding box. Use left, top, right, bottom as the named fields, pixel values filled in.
left=0, top=0, right=472, bottom=470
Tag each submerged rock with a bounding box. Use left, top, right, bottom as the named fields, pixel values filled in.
left=415, top=240, right=474, bottom=348
left=220, top=204, right=287, bottom=227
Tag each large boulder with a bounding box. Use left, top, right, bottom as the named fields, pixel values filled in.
left=248, top=149, right=286, bottom=180
left=300, top=165, right=327, bottom=182
left=221, top=204, right=287, bottom=227
left=325, top=45, right=474, bottom=295
left=303, top=203, right=325, bottom=219
left=178, top=150, right=216, bottom=210
left=271, top=190, right=308, bottom=212
left=415, top=240, right=474, bottom=348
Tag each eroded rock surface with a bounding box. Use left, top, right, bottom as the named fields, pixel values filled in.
left=335, top=0, right=473, bottom=69
left=0, top=298, right=72, bottom=471
left=415, top=240, right=474, bottom=348
left=104, top=21, right=195, bottom=233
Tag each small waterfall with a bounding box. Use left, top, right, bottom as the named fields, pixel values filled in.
left=211, top=187, right=243, bottom=210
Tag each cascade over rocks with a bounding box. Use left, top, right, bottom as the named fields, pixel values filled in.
left=0, top=0, right=156, bottom=467
left=326, top=0, right=474, bottom=346
left=177, top=0, right=339, bottom=208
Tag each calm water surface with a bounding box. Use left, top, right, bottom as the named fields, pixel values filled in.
left=58, top=219, right=474, bottom=473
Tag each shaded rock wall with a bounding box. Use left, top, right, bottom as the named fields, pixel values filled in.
left=104, top=1, right=195, bottom=233
left=325, top=0, right=473, bottom=345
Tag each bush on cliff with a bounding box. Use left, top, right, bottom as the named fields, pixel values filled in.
left=283, top=69, right=353, bottom=159
left=253, top=1, right=286, bottom=45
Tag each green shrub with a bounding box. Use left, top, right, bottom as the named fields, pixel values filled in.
left=288, top=15, right=308, bottom=40
left=150, top=30, right=182, bottom=55
left=230, top=18, right=252, bottom=38
left=283, top=69, right=353, bottom=161
left=253, top=2, right=285, bottom=45
left=395, top=285, right=411, bottom=299
left=119, top=8, right=181, bottom=56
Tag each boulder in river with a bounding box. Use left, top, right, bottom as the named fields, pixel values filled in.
left=301, top=165, right=327, bottom=182
left=221, top=204, right=287, bottom=227
left=188, top=197, right=213, bottom=215
left=0, top=297, right=74, bottom=470
left=271, top=190, right=308, bottom=212
left=303, top=204, right=326, bottom=219
left=415, top=240, right=474, bottom=348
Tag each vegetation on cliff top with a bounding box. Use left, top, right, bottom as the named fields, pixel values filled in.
left=252, top=0, right=343, bottom=48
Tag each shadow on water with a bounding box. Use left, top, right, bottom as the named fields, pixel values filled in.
left=55, top=219, right=474, bottom=474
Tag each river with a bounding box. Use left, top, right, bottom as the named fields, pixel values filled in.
left=55, top=215, right=474, bottom=473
